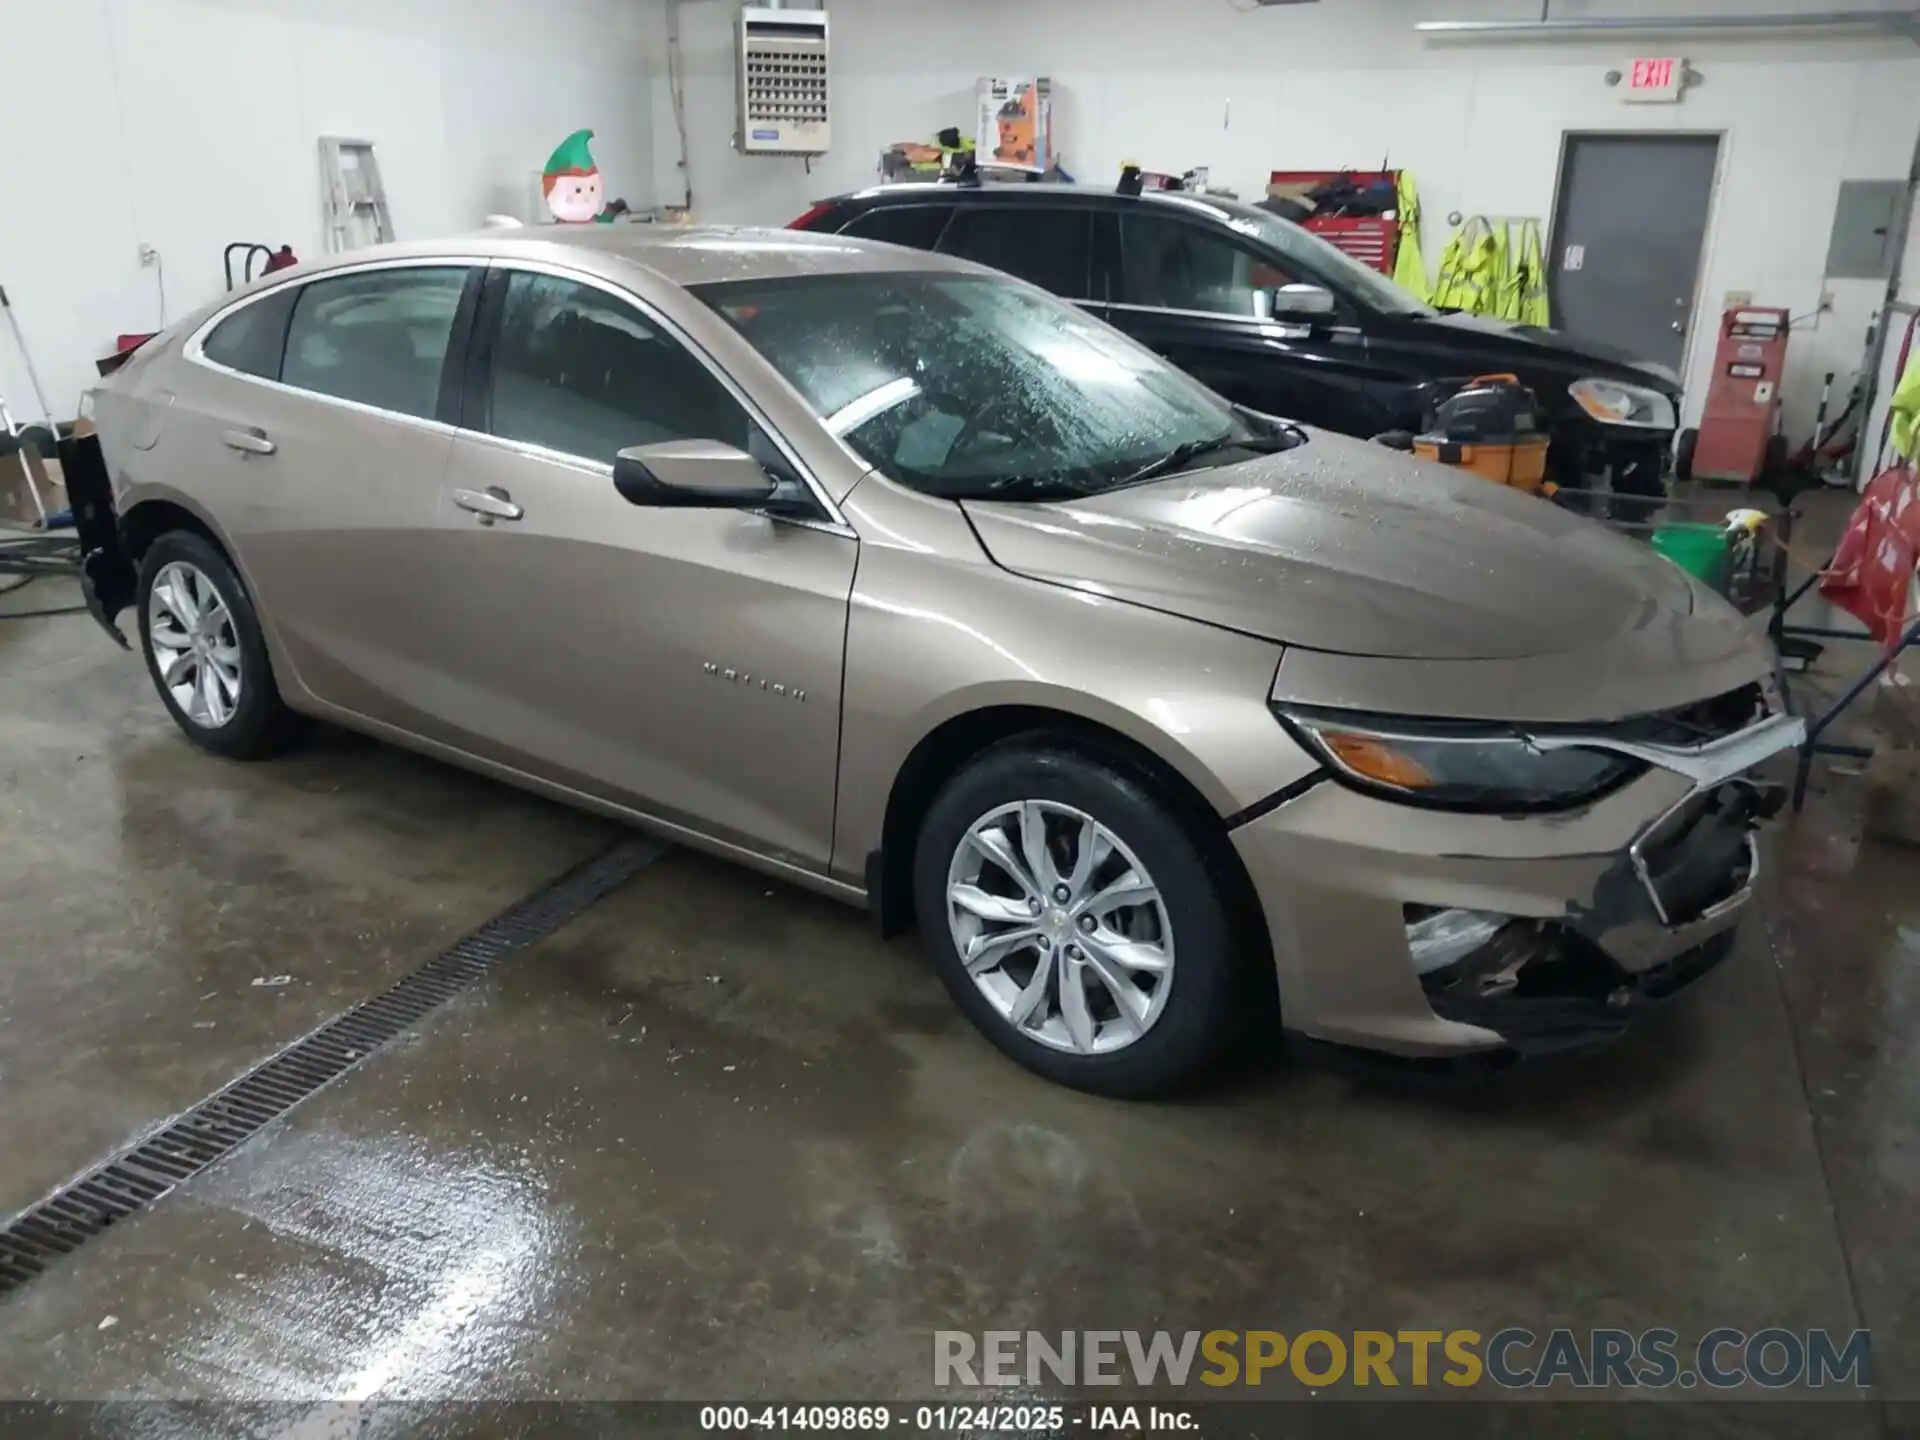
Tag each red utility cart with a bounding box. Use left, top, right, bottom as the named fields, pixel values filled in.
left=1691, top=306, right=1790, bottom=482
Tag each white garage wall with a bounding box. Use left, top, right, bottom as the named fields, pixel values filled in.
left=648, top=0, right=1920, bottom=441
left=0, top=0, right=656, bottom=423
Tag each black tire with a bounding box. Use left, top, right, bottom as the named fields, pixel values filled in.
left=136, top=530, right=298, bottom=760
left=1674, top=427, right=1697, bottom=482
left=912, top=742, right=1248, bottom=1098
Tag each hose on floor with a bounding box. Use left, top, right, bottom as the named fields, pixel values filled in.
left=0, top=531, right=87, bottom=619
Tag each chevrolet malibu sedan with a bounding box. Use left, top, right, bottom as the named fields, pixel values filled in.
left=73, top=226, right=1802, bottom=1097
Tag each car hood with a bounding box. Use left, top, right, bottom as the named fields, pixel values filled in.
left=1416, top=311, right=1678, bottom=390
left=960, top=428, right=1705, bottom=661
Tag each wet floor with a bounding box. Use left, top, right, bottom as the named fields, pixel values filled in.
left=0, top=560, right=1914, bottom=1430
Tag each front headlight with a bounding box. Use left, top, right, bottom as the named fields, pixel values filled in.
left=1569, top=376, right=1676, bottom=431
left=1277, top=707, right=1647, bottom=813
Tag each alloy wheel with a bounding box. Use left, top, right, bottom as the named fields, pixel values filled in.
left=148, top=560, right=243, bottom=729
left=945, top=800, right=1175, bottom=1055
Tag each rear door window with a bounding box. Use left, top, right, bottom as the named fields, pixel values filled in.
left=200, top=288, right=297, bottom=380
left=280, top=267, right=470, bottom=420
left=839, top=205, right=954, bottom=251
left=937, top=207, right=1094, bottom=298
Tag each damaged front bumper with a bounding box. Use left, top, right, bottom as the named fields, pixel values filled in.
left=1231, top=704, right=1805, bottom=1060
left=1418, top=777, right=1778, bottom=1054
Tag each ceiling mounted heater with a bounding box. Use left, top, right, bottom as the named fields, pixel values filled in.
left=737, top=5, right=830, bottom=156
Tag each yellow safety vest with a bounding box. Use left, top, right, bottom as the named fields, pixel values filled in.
left=1436, top=217, right=1546, bottom=323
left=1512, top=219, right=1549, bottom=327
left=1891, top=345, right=1920, bottom=462
left=1432, top=217, right=1506, bottom=316
left=1489, top=222, right=1524, bottom=322
left=1392, top=171, right=1430, bottom=303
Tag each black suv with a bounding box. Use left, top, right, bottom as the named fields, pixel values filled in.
left=791, top=183, right=1681, bottom=499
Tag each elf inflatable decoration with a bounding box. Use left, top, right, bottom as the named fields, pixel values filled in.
left=543, top=129, right=615, bottom=224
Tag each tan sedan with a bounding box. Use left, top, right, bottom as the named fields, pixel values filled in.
left=73, top=226, right=1802, bottom=1096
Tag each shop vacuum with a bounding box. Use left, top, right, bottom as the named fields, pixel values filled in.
left=1409, top=373, right=1552, bottom=494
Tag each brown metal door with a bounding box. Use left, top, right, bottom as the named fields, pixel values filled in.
left=1550, top=133, right=1719, bottom=372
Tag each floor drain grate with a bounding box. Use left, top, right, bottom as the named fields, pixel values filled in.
left=0, top=833, right=663, bottom=1298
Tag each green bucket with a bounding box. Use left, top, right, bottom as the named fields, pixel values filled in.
left=1650, top=521, right=1730, bottom=590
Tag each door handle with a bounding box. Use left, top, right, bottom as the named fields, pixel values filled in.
left=452, top=486, right=523, bottom=523
left=1671, top=320, right=1685, bottom=332
left=221, top=427, right=276, bottom=456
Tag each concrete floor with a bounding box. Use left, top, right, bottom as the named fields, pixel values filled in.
left=0, top=545, right=1914, bottom=1431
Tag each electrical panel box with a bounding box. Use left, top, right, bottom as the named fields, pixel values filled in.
left=737, top=6, right=829, bottom=156
left=1825, top=178, right=1908, bottom=282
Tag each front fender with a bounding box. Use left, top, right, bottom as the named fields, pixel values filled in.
left=831, top=564, right=1314, bottom=887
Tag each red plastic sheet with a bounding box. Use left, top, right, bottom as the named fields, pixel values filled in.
left=1820, top=466, right=1920, bottom=646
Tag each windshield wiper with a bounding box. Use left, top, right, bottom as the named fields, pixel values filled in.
left=971, top=472, right=1112, bottom=501
left=951, top=426, right=1295, bottom=502
left=1115, top=429, right=1286, bottom=490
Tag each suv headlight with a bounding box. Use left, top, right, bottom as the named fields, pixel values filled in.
left=1569, top=376, right=1676, bottom=431
left=1276, top=707, right=1646, bottom=814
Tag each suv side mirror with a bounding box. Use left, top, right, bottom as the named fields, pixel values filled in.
left=614, top=440, right=778, bottom=509
left=1270, top=283, right=1335, bottom=318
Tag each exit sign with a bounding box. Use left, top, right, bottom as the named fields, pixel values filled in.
left=1622, top=56, right=1685, bottom=103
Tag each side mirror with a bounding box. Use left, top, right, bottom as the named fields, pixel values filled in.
left=1271, top=283, right=1336, bottom=318
left=613, top=440, right=779, bottom=509
left=1259, top=284, right=1336, bottom=324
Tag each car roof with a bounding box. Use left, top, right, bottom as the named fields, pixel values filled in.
left=839, top=181, right=1266, bottom=228
left=283, top=224, right=984, bottom=291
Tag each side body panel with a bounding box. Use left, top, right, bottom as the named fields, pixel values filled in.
left=831, top=473, right=1311, bottom=886
left=103, top=347, right=458, bottom=718
left=398, top=256, right=865, bottom=871
left=1097, top=303, right=1394, bottom=438
left=185, top=377, right=456, bottom=723
left=425, top=432, right=857, bottom=869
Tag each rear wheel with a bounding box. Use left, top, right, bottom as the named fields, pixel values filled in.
left=912, top=743, right=1246, bottom=1097
left=1763, top=432, right=1788, bottom=477
left=136, top=530, right=297, bottom=759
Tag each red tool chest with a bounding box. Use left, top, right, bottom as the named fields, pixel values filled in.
left=1267, top=169, right=1402, bottom=276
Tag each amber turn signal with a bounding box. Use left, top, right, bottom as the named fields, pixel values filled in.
left=1318, top=731, right=1436, bottom=790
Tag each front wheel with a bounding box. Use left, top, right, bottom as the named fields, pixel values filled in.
left=912, top=744, right=1248, bottom=1097
left=1674, top=427, right=1698, bottom=482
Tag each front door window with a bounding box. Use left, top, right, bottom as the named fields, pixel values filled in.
left=486, top=271, right=751, bottom=462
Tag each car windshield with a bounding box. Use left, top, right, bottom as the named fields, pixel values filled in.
left=1177, top=196, right=1434, bottom=317
left=695, top=271, right=1302, bottom=500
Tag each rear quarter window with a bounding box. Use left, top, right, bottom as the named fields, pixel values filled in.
left=280, top=267, right=469, bottom=420
left=839, top=205, right=954, bottom=251
left=199, top=287, right=297, bottom=380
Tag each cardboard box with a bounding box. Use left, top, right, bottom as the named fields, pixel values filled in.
left=0, top=446, right=64, bottom=527
left=977, top=77, right=1053, bottom=173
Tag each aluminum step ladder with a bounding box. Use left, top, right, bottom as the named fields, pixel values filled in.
left=319, top=136, right=395, bottom=253
left=0, top=283, right=60, bottom=526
